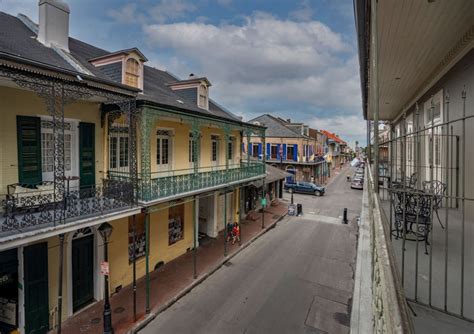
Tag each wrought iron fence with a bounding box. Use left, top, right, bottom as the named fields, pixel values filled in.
left=351, top=165, right=414, bottom=333
left=109, top=161, right=265, bottom=202
left=372, top=87, right=474, bottom=321
left=0, top=178, right=134, bottom=234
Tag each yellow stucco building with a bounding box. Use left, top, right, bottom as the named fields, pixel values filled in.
left=0, top=4, right=265, bottom=334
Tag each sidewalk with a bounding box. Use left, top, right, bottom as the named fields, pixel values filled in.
left=57, top=200, right=288, bottom=334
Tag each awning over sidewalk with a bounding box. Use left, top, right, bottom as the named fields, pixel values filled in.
left=265, top=165, right=292, bottom=184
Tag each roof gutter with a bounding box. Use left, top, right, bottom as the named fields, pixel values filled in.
left=137, top=99, right=266, bottom=131
left=353, top=0, right=370, bottom=120
left=0, top=51, right=140, bottom=96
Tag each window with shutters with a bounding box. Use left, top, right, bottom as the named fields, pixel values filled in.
left=17, top=116, right=42, bottom=184
left=125, top=58, right=140, bottom=88
left=270, top=145, right=278, bottom=159
left=41, top=120, right=73, bottom=174
left=198, top=84, right=208, bottom=110
left=287, top=145, right=295, bottom=161
left=157, top=129, right=172, bottom=168
left=227, top=137, right=234, bottom=161
left=211, top=135, right=219, bottom=162
left=109, top=131, right=129, bottom=171
left=252, top=144, right=259, bottom=158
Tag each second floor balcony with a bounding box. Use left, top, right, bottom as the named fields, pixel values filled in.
left=0, top=178, right=136, bottom=240
left=110, top=161, right=265, bottom=203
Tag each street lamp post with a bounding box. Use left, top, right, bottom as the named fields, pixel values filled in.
left=289, top=188, right=294, bottom=205
left=98, top=222, right=114, bottom=334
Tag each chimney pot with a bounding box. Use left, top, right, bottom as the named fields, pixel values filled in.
left=38, top=0, right=70, bottom=52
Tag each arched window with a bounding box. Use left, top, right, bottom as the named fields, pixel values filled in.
left=125, top=58, right=140, bottom=88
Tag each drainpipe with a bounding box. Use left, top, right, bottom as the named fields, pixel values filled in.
left=371, top=0, right=380, bottom=193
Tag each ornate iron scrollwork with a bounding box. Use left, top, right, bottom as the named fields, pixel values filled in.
left=0, top=66, right=138, bottom=233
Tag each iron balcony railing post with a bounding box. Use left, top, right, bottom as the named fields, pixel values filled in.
left=460, top=87, right=466, bottom=317
left=443, top=91, right=450, bottom=312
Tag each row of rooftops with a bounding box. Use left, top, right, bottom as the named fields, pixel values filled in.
left=0, top=3, right=247, bottom=127
left=0, top=2, right=350, bottom=142
left=248, top=114, right=348, bottom=146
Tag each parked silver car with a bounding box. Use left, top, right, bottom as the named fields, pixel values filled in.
left=351, top=175, right=364, bottom=190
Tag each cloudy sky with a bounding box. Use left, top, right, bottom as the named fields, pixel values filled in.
left=0, top=0, right=365, bottom=146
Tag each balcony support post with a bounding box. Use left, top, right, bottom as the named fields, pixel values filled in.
left=127, top=102, right=139, bottom=205
left=144, top=208, right=151, bottom=314
left=132, top=214, right=137, bottom=321
left=262, top=130, right=266, bottom=229
left=193, top=195, right=198, bottom=279
left=246, top=130, right=251, bottom=167
left=191, top=122, right=201, bottom=174
left=224, top=126, right=230, bottom=175
left=191, top=122, right=201, bottom=191
left=224, top=190, right=228, bottom=257
left=140, top=110, right=153, bottom=201
left=238, top=187, right=242, bottom=246
left=57, top=233, right=65, bottom=334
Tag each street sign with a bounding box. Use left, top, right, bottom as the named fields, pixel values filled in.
left=101, top=261, right=109, bottom=276
left=261, top=198, right=267, bottom=207
left=288, top=204, right=296, bottom=216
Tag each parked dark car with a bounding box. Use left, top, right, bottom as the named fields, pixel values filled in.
left=284, top=182, right=325, bottom=196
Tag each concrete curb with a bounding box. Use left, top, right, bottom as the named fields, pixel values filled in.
left=128, top=211, right=288, bottom=334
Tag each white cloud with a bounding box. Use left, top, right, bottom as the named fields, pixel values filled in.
left=107, top=0, right=196, bottom=25
left=143, top=13, right=360, bottom=111
left=308, top=115, right=367, bottom=147
left=107, top=3, right=138, bottom=24
left=149, top=0, right=196, bottom=23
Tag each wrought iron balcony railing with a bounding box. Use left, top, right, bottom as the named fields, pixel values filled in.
left=351, top=165, right=414, bottom=333
left=0, top=179, right=135, bottom=235
left=109, top=161, right=265, bottom=202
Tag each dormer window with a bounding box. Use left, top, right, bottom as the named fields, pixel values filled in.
left=125, top=58, right=140, bottom=88
left=88, top=48, right=147, bottom=90
left=198, top=84, right=208, bottom=110
left=167, top=76, right=212, bottom=111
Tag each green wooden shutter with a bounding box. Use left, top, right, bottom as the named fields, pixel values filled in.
left=79, top=122, right=96, bottom=189
left=17, top=116, right=42, bottom=186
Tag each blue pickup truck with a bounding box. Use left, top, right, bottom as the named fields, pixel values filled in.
left=284, top=182, right=325, bottom=196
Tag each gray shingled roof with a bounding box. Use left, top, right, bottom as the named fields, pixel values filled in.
left=0, top=11, right=242, bottom=123
left=248, top=114, right=306, bottom=138
left=0, top=12, right=75, bottom=71
left=265, top=164, right=291, bottom=183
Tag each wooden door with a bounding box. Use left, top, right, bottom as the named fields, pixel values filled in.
left=24, top=243, right=49, bottom=334
left=72, top=234, right=94, bottom=312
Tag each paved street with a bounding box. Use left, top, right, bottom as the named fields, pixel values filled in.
left=140, top=166, right=362, bottom=334
left=284, top=166, right=363, bottom=223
